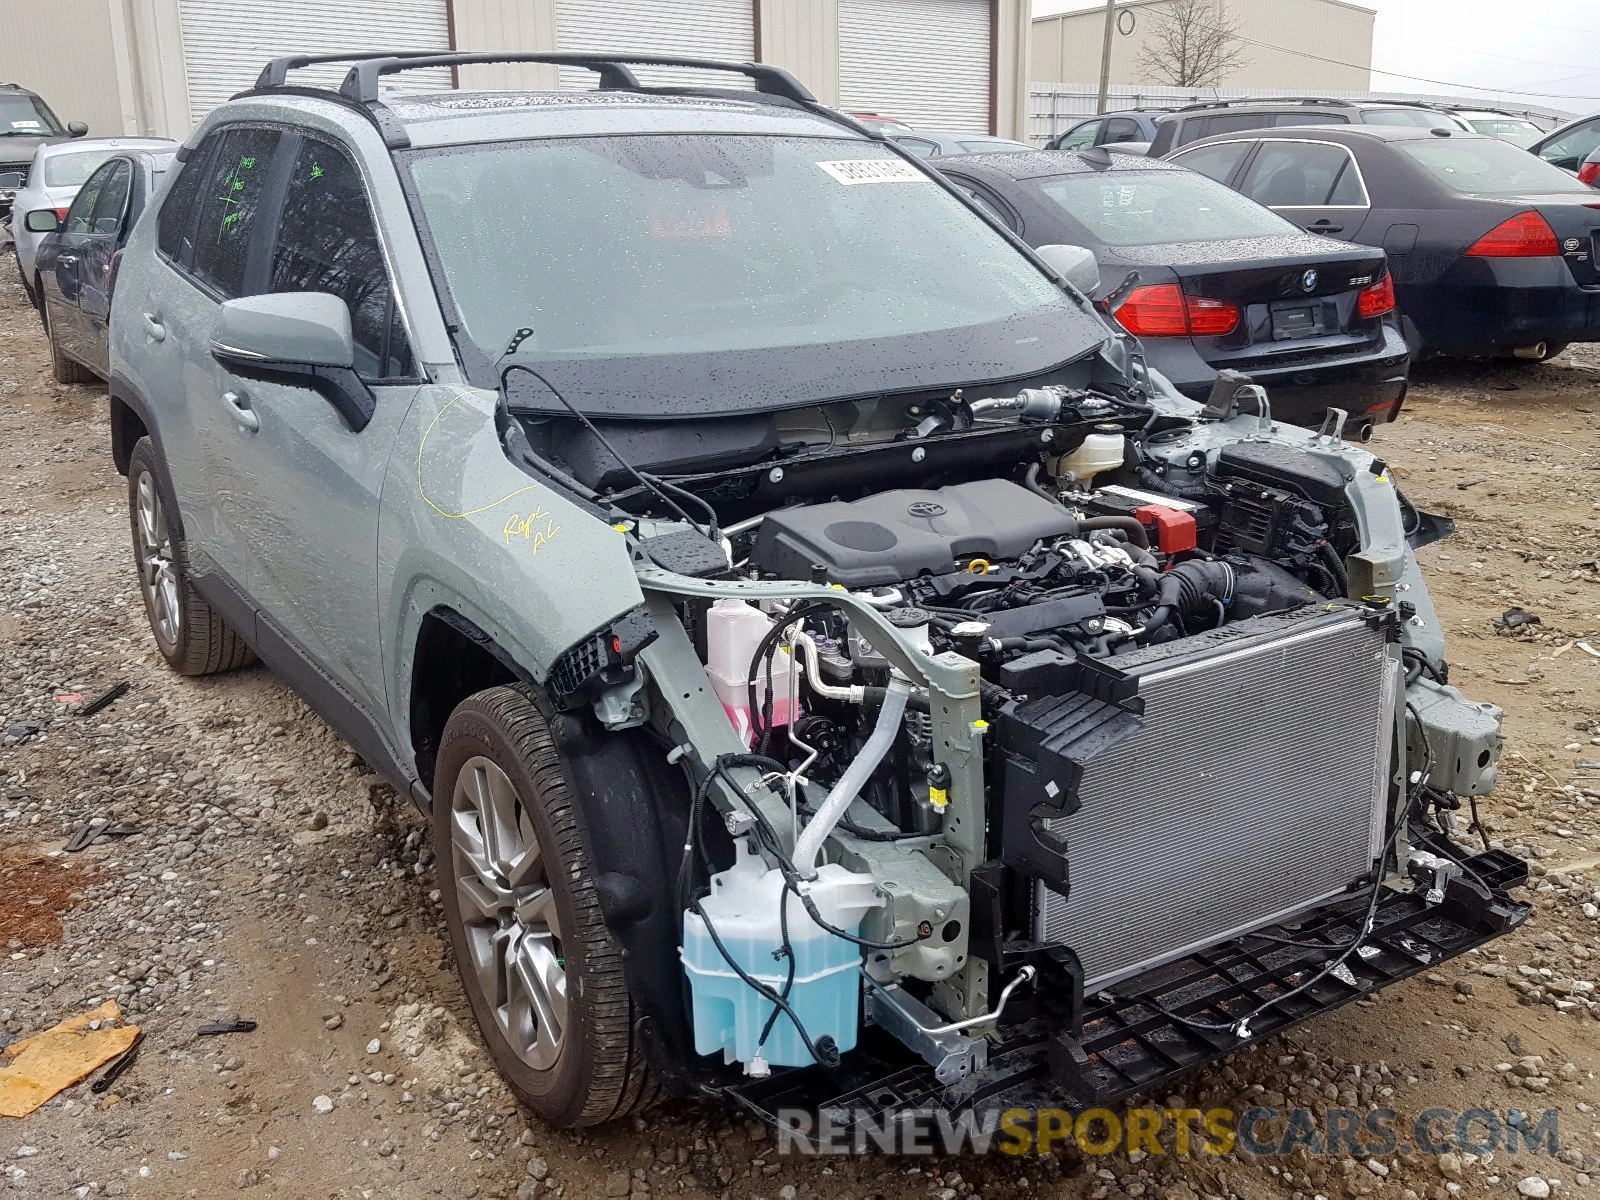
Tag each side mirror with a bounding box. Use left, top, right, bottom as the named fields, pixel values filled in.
left=1034, top=243, right=1101, bottom=296
left=210, top=293, right=374, bottom=431
left=67, top=121, right=89, bottom=138
left=0, top=171, right=23, bottom=190
left=23, top=209, right=60, bottom=233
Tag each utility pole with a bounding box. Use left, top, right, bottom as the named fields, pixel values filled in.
left=1096, top=0, right=1117, bottom=114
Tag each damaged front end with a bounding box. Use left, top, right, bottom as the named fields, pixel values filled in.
left=537, top=363, right=1527, bottom=1127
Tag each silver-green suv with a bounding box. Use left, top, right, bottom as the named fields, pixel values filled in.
left=109, top=51, right=1526, bottom=1132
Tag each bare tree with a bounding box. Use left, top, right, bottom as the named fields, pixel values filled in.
left=1134, top=0, right=1249, bottom=88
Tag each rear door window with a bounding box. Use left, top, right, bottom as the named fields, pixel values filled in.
left=268, top=137, right=414, bottom=379
left=1271, top=112, right=1351, bottom=128
left=189, top=127, right=282, bottom=299
left=1239, top=141, right=1367, bottom=208
left=1171, top=140, right=1253, bottom=184
left=1100, top=117, right=1142, bottom=145
left=1180, top=113, right=1272, bottom=146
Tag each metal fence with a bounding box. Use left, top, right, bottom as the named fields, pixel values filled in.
left=1027, top=82, right=1581, bottom=145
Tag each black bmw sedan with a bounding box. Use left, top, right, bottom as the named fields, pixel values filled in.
left=1168, top=125, right=1600, bottom=361
left=936, top=149, right=1409, bottom=430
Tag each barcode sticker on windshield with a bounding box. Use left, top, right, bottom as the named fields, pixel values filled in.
left=815, top=159, right=931, bottom=185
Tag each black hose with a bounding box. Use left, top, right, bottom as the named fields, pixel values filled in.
left=1079, top=515, right=1149, bottom=549
left=1318, top=543, right=1350, bottom=597
left=1135, top=463, right=1212, bottom=503
left=1143, top=558, right=1235, bottom=635
left=1023, top=462, right=1071, bottom=515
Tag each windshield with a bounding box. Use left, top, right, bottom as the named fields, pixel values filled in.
left=1035, top=169, right=1299, bottom=245
left=1362, top=108, right=1456, bottom=129
left=42, top=149, right=115, bottom=187
left=0, top=93, right=63, bottom=137
left=1464, top=118, right=1542, bottom=148
left=406, top=134, right=1104, bottom=416
left=957, top=139, right=1027, bottom=154
left=1397, top=137, right=1592, bottom=195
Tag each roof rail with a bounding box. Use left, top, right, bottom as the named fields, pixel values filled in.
left=337, top=52, right=815, bottom=105
left=255, top=50, right=450, bottom=90
left=1175, top=95, right=1359, bottom=112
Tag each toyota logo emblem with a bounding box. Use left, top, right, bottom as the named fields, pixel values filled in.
left=1301, top=269, right=1318, bottom=293
left=907, top=501, right=946, bottom=518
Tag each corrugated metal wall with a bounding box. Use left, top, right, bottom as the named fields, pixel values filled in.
left=1032, top=0, right=1374, bottom=93
left=758, top=0, right=841, bottom=107
left=0, top=0, right=128, bottom=137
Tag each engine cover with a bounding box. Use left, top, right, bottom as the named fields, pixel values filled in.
left=754, top=480, right=1076, bottom=587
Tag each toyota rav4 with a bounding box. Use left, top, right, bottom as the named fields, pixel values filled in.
left=108, top=51, right=1526, bottom=1131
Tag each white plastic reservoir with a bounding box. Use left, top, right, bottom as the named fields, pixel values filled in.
left=682, top=841, right=883, bottom=1069
left=704, top=599, right=798, bottom=745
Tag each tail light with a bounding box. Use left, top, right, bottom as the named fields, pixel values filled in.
left=1356, top=274, right=1396, bottom=319
left=1579, top=161, right=1600, bottom=187
left=1465, top=210, right=1560, bottom=257
left=1115, top=283, right=1240, bottom=337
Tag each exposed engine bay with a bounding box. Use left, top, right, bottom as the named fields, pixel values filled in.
left=527, top=371, right=1527, bottom=1110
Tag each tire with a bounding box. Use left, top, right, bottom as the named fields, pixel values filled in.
left=433, top=687, right=654, bottom=1127
left=43, top=302, right=95, bottom=384
left=126, top=437, right=256, bottom=676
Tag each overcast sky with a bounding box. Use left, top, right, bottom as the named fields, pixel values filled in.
left=1031, top=0, right=1600, bottom=114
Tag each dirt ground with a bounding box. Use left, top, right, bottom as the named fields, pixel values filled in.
left=1, top=248, right=1598, bottom=1200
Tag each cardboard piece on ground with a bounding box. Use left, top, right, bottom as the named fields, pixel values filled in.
left=0, top=999, right=141, bottom=1117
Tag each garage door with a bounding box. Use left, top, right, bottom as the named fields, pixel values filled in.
left=554, top=0, right=754, bottom=90
left=178, top=0, right=451, bottom=130
left=839, top=0, right=991, bottom=131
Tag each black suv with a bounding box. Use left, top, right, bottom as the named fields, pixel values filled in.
left=1148, top=97, right=1468, bottom=157
left=0, top=82, right=88, bottom=221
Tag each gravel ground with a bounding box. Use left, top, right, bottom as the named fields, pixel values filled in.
left=1, top=249, right=1598, bottom=1200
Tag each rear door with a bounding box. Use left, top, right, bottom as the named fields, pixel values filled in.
left=1236, top=139, right=1369, bottom=239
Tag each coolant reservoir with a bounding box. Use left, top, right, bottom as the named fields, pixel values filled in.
left=682, top=840, right=883, bottom=1070
left=705, top=599, right=798, bottom=744
left=1058, top=424, right=1125, bottom=484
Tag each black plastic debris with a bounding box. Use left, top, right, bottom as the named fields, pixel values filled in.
left=78, top=681, right=131, bottom=717
left=63, top=818, right=142, bottom=853
left=91, top=1030, right=145, bottom=1094
left=1492, top=607, right=1541, bottom=632
left=197, top=1018, right=257, bottom=1036
left=4, top=721, right=43, bottom=742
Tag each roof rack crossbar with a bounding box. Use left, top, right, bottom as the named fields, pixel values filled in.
left=255, top=50, right=448, bottom=90
left=337, top=52, right=815, bottom=105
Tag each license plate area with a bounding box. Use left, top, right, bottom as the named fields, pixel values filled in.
left=1270, top=298, right=1334, bottom=340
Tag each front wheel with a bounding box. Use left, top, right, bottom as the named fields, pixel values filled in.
left=432, top=687, right=654, bottom=1127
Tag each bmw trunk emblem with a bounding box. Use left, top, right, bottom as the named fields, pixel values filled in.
left=1301, top=269, right=1318, bottom=293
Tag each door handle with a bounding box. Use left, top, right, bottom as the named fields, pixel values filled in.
left=58, top=254, right=78, bottom=265
left=141, top=312, right=165, bottom=342
left=222, top=391, right=259, bottom=433
left=1309, top=221, right=1344, bottom=234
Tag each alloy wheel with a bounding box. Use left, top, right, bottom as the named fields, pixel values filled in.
left=449, top=755, right=567, bottom=1071
left=134, top=469, right=181, bottom=650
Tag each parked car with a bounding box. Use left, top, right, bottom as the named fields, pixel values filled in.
left=1148, top=97, right=1470, bottom=158
left=846, top=111, right=912, bottom=132
left=109, top=49, right=1523, bottom=1132
left=889, top=129, right=1029, bottom=157
left=0, top=82, right=88, bottom=227
left=1044, top=107, right=1172, bottom=153
left=28, top=147, right=173, bottom=383
left=1171, top=125, right=1600, bottom=359
left=1529, top=112, right=1600, bottom=184
left=1432, top=107, right=1545, bottom=148
left=12, top=137, right=175, bottom=307
left=936, top=149, right=1408, bottom=431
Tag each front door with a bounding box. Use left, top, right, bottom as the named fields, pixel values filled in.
left=211, top=132, right=418, bottom=717
left=76, top=158, right=133, bottom=377
left=46, top=164, right=109, bottom=360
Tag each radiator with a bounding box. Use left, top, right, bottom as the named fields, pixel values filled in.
left=1033, top=606, right=1398, bottom=990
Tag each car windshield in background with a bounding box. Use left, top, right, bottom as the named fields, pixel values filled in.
left=42, top=149, right=116, bottom=187
left=1462, top=118, right=1543, bottom=148
left=1398, top=137, right=1592, bottom=195
left=957, top=139, right=1024, bottom=154
left=0, top=94, right=63, bottom=137
left=1034, top=170, right=1297, bottom=246
left=405, top=134, right=1104, bottom=416
left=1362, top=108, right=1453, bottom=128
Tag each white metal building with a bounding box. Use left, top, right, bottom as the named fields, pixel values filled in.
left=0, top=0, right=1032, bottom=142
left=1032, top=0, right=1375, bottom=93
